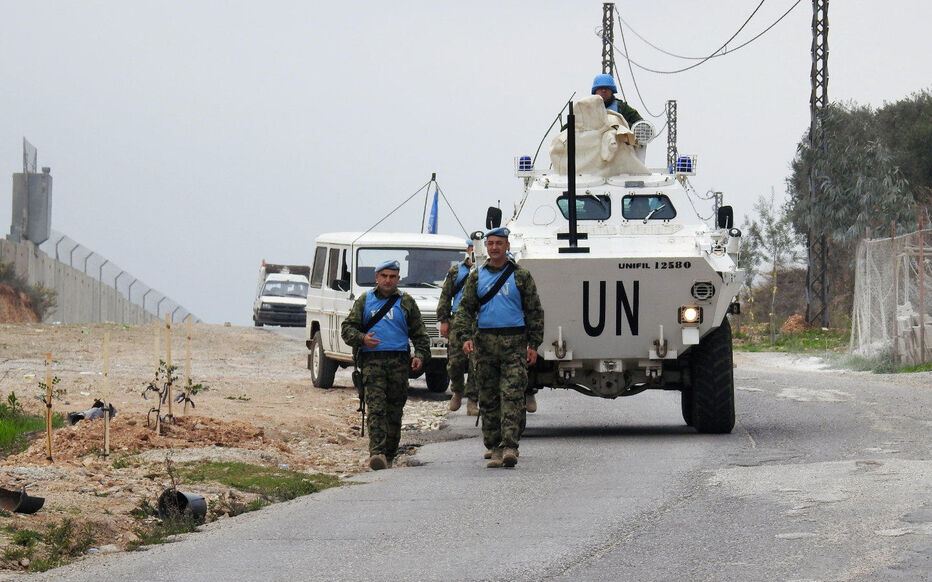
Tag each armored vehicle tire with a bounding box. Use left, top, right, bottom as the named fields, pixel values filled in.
left=680, top=389, right=694, bottom=427
left=310, top=331, right=338, bottom=389
left=254, top=319, right=263, bottom=327
left=425, top=361, right=449, bottom=393
left=687, top=318, right=735, bottom=434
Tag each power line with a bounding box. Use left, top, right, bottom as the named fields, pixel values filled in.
left=615, top=13, right=666, bottom=118
left=614, top=1, right=800, bottom=61
left=603, top=1, right=802, bottom=75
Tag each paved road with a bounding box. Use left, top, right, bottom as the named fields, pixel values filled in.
left=23, top=353, right=931, bottom=581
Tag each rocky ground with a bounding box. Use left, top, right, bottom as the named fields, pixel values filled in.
left=0, top=322, right=452, bottom=569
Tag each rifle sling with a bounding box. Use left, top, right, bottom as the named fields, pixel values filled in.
left=361, top=293, right=401, bottom=334
left=478, top=263, right=516, bottom=306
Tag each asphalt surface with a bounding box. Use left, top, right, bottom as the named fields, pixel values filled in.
left=15, top=352, right=931, bottom=582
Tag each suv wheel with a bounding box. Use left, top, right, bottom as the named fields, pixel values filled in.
left=425, top=361, right=449, bottom=393
left=310, top=331, right=338, bottom=389
left=687, top=318, right=735, bottom=433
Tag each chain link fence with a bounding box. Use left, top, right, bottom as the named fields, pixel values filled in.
left=0, top=230, right=199, bottom=324
left=850, top=228, right=931, bottom=366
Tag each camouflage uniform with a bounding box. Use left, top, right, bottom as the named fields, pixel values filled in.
left=341, top=289, right=430, bottom=461
left=437, top=261, right=478, bottom=402
left=452, top=259, right=544, bottom=453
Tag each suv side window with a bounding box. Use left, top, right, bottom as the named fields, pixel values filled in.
left=310, top=247, right=327, bottom=288
left=327, top=248, right=341, bottom=290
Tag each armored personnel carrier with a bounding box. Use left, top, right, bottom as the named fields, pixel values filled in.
left=494, top=95, right=743, bottom=433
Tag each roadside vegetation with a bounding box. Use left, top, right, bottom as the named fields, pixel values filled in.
left=733, top=320, right=931, bottom=374
left=127, top=459, right=341, bottom=550
left=0, top=392, right=64, bottom=455
left=2, top=518, right=96, bottom=572
left=0, top=260, right=57, bottom=321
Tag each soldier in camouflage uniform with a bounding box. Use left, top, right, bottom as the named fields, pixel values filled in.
left=437, top=239, right=479, bottom=415
left=341, top=259, right=430, bottom=470
left=453, top=227, right=544, bottom=468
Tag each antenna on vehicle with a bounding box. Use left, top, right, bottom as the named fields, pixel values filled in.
left=558, top=101, right=589, bottom=254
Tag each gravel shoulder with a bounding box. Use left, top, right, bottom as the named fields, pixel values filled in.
left=0, top=322, right=452, bottom=568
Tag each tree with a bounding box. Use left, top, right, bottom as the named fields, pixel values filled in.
left=744, top=191, right=802, bottom=344
left=786, top=99, right=921, bottom=323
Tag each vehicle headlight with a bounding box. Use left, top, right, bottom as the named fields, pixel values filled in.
left=261, top=303, right=274, bottom=310
left=678, top=306, right=702, bottom=325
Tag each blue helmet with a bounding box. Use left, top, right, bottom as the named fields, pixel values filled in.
left=591, top=74, right=617, bottom=94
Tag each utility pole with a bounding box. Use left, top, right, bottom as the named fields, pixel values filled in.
left=666, top=99, right=678, bottom=172
left=601, top=3, right=614, bottom=74
left=806, top=0, right=829, bottom=328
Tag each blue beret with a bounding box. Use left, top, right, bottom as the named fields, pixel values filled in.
left=465, top=239, right=474, bottom=247
left=485, top=227, right=510, bottom=239
left=375, top=259, right=400, bottom=273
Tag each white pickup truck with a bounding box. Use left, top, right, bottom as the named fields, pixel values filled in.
left=305, top=232, right=468, bottom=392
left=253, top=262, right=310, bottom=327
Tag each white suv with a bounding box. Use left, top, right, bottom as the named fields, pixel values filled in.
left=305, top=232, right=468, bottom=392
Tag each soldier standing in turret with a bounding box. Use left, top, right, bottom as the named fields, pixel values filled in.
left=437, top=239, right=479, bottom=415
left=591, top=73, right=642, bottom=128
left=453, top=227, right=544, bottom=468
left=341, top=259, right=430, bottom=470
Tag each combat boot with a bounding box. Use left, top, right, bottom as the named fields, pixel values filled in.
left=483, top=449, right=493, bottom=459
left=525, top=393, right=537, bottom=413
left=486, top=448, right=504, bottom=468
left=466, top=398, right=479, bottom=416
left=448, top=392, right=463, bottom=411
left=368, top=454, right=388, bottom=471
left=503, top=448, right=518, bottom=467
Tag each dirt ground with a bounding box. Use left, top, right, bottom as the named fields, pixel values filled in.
left=0, top=322, right=451, bottom=567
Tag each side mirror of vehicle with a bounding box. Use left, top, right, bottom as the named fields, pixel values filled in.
left=331, top=279, right=348, bottom=292
left=486, top=207, right=502, bottom=229
left=717, top=205, right=734, bottom=229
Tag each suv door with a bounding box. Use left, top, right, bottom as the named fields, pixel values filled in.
left=330, top=247, right=353, bottom=355
left=319, top=246, right=353, bottom=356
left=305, top=245, right=328, bottom=345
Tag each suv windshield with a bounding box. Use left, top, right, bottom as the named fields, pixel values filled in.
left=356, top=248, right=465, bottom=287
left=262, top=281, right=309, bottom=298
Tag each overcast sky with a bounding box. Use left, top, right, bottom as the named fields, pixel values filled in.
left=2, top=1, right=929, bottom=325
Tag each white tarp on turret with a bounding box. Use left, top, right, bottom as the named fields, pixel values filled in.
left=550, top=95, right=650, bottom=177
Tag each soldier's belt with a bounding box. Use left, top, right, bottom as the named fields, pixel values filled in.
left=359, top=350, right=410, bottom=360
left=477, top=326, right=526, bottom=336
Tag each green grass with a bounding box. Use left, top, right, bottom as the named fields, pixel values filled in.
left=733, top=325, right=850, bottom=353
left=126, top=462, right=342, bottom=551
left=899, top=362, right=932, bottom=373
left=0, top=413, right=66, bottom=455
left=735, top=326, right=931, bottom=374
left=126, top=516, right=201, bottom=551
left=175, top=461, right=340, bottom=502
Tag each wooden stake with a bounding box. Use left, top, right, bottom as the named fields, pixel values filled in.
left=153, top=318, right=161, bottom=372
left=154, top=319, right=161, bottom=434
left=45, top=353, right=53, bottom=463
left=184, top=316, right=192, bottom=415
left=165, top=313, right=173, bottom=420
left=103, top=332, right=111, bottom=457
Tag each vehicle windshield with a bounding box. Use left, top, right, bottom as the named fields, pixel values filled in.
left=556, top=194, right=612, bottom=220
left=622, top=195, right=677, bottom=220
left=262, top=281, right=309, bottom=298
left=356, top=247, right=465, bottom=287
